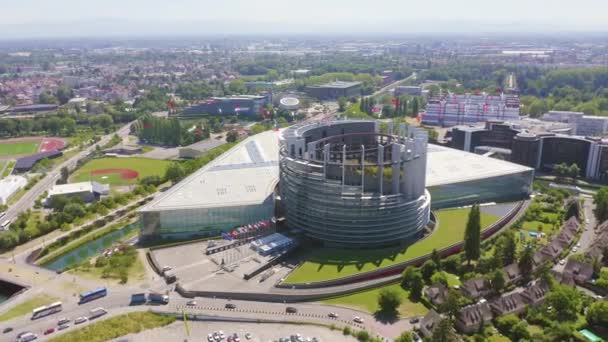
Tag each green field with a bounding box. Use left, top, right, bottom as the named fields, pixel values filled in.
left=322, top=283, right=428, bottom=317
left=284, top=208, right=499, bottom=283
left=71, top=157, right=171, bottom=185
left=0, top=294, right=59, bottom=322
left=0, top=140, right=39, bottom=156
left=48, top=312, right=175, bottom=342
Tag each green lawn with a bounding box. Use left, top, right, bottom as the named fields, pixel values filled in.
left=0, top=140, right=39, bottom=156
left=71, top=157, right=170, bottom=186
left=285, top=208, right=498, bottom=283
left=322, top=283, right=428, bottom=317
left=48, top=312, right=175, bottom=342
left=0, top=294, right=59, bottom=322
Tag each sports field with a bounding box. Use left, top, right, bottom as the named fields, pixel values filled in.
left=71, top=157, right=171, bottom=186
left=284, top=207, right=498, bottom=283
left=0, top=140, right=40, bottom=156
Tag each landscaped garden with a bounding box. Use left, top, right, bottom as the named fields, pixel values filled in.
left=285, top=207, right=499, bottom=283
left=322, top=283, right=428, bottom=318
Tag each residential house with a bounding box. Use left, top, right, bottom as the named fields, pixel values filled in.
left=503, top=263, right=522, bottom=284
left=586, top=222, right=608, bottom=262
left=490, top=292, right=527, bottom=316
left=520, top=281, right=550, bottom=306
left=425, top=283, right=449, bottom=307
left=562, top=259, right=594, bottom=285
left=460, top=277, right=491, bottom=299
left=455, top=302, right=493, bottom=334
left=419, top=309, right=444, bottom=338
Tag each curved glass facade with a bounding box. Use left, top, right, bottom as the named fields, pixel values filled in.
left=279, top=120, right=431, bottom=248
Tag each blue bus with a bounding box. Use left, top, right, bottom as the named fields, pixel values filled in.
left=79, top=287, right=107, bottom=304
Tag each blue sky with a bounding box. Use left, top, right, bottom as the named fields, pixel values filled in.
left=1, top=0, right=607, bottom=37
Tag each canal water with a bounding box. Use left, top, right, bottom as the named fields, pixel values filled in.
left=42, top=222, right=139, bottom=272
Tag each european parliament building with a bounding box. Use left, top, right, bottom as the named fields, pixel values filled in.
left=139, top=119, right=533, bottom=247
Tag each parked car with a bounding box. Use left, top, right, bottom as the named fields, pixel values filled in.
left=409, top=317, right=420, bottom=324
left=74, top=317, right=88, bottom=324
left=57, top=324, right=69, bottom=331
left=286, top=306, right=298, bottom=313
left=44, top=328, right=55, bottom=335
left=186, top=300, right=197, bottom=306
left=245, top=332, right=252, bottom=340
left=328, top=312, right=338, bottom=318
left=353, top=316, right=364, bottom=323
left=57, top=318, right=70, bottom=325
left=2, top=327, right=12, bottom=334
left=225, top=303, right=237, bottom=309
left=207, top=333, right=214, bottom=342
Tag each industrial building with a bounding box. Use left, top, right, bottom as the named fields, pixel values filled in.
left=541, top=110, right=608, bottom=137
left=305, top=81, right=362, bottom=100
left=180, top=95, right=269, bottom=119
left=279, top=120, right=431, bottom=248
left=422, top=93, right=520, bottom=127
left=46, top=181, right=109, bottom=204
left=451, top=120, right=608, bottom=180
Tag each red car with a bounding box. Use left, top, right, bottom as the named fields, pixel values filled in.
left=44, top=327, right=55, bottom=335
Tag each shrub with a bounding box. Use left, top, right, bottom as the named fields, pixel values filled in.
left=343, top=326, right=352, bottom=336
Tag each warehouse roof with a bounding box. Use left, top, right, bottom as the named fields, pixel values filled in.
left=141, top=130, right=280, bottom=211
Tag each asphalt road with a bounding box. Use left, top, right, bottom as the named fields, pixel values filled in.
left=553, top=197, right=597, bottom=273
left=3, top=121, right=134, bottom=223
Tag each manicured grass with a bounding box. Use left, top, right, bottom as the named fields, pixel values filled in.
left=48, top=312, right=175, bottom=342
left=71, top=157, right=170, bottom=186
left=0, top=294, right=59, bottom=322
left=0, top=140, right=39, bottom=156
left=322, top=283, right=428, bottom=317
left=285, top=208, right=498, bottom=283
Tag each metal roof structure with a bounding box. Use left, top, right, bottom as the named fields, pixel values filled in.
left=140, top=130, right=280, bottom=212
left=426, top=144, right=532, bottom=187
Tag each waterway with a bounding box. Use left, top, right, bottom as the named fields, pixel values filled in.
left=42, top=222, right=139, bottom=272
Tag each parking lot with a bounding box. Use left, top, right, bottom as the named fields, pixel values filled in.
left=112, top=321, right=356, bottom=342
left=151, top=239, right=294, bottom=293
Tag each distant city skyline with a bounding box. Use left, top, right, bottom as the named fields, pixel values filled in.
left=1, top=0, right=608, bottom=38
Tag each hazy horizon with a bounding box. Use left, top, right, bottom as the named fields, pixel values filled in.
left=1, top=0, right=608, bottom=39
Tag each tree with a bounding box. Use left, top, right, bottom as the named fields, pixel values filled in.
left=586, top=300, right=608, bottom=327
left=439, top=289, right=462, bottom=319
left=58, top=166, right=69, bottom=185
left=431, top=272, right=448, bottom=287
left=545, top=284, right=581, bottom=321
left=431, top=249, right=442, bottom=269
left=495, top=314, right=519, bottom=335
left=593, top=187, right=608, bottom=223
left=518, top=246, right=535, bottom=281
left=338, top=97, right=347, bottom=112
left=510, top=321, right=530, bottom=341
left=38, top=91, right=58, bottom=104
left=565, top=198, right=580, bottom=220
left=226, top=130, right=239, bottom=143
left=421, top=260, right=438, bottom=283
left=495, top=231, right=516, bottom=266
left=401, top=267, right=424, bottom=301
left=432, top=318, right=457, bottom=342
left=566, top=163, right=580, bottom=182
left=56, top=86, right=73, bottom=105
left=394, top=332, right=414, bottom=342
left=411, top=97, right=419, bottom=118
left=377, top=288, right=402, bottom=315
left=164, top=163, right=186, bottom=184
left=488, top=269, right=506, bottom=293
left=463, top=204, right=481, bottom=265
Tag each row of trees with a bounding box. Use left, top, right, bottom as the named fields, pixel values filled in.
left=132, top=114, right=183, bottom=146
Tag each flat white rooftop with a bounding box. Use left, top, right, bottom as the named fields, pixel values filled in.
left=141, top=130, right=280, bottom=211
left=143, top=132, right=531, bottom=213
left=426, top=144, right=532, bottom=187
left=48, top=181, right=108, bottom=196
